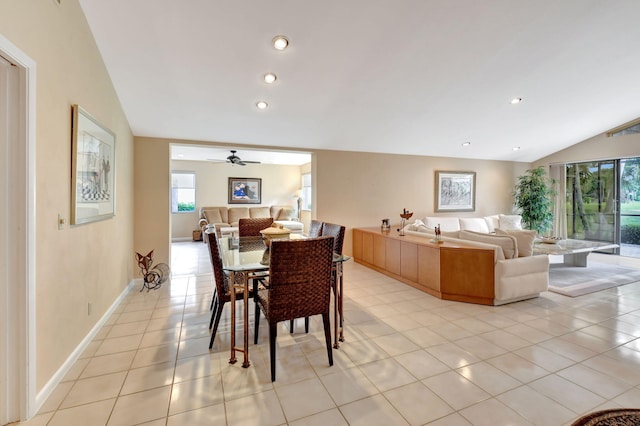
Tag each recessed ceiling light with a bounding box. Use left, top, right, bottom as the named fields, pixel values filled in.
left=272, top=35, right=289, bottom=50
left=256, top=101, right=268, bottom=110
left=510, top=97, right=523, bottom=104
left=263, top=73, right=277, bottom=84
left=462, top=142, right=471, bottom=147
left=512, top=146, right=521, bottom=151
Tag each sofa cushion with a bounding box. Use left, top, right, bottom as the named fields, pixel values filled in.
left=228, top=207, right=250, bottom=225
left=459, top=230, right=518, bottom=259
left=496, top=228, right=536, bottom=257
left=249, top=206, right=270, bottom=218
left=499, top=214, right=523, bottom=230
left=459, top=218, right=490, bottom=233
left=277, top=206, right=296, bottom=220
left=203, top=209, right=223, bottom=224
left=484, top=215, right=500, bottom=233
left=424, top=217, right=461, bottom=232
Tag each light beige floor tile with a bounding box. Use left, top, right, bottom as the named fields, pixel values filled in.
left=384, top=381, right=454, bottom=425
left=453, top=336, right=509, bottom=360
left=528, top=374, right=606, bottom=414
left=47, top=398, right=115, bottom=426
left=452, top=317, right=497, bottom=334
left=174, top=352, right=223, bottom=383
left=166, top=403, right=226, bottom=425
left=225, top=389, right=286, bottom=425
left=177, top=336, right=213, bottom=359
left=426, top=412, right=473, bottom=426
left=139, top=327, right=181, bottom=348
left=340, top=339, right=389, bottom=365
left=402, top=326, right=449, bottom=347
left=169, top=374, right=224, bottom=415
left=485, top=352, right=549, bottom=383
left=478, top=329, right=531, bottom=351
left=38, top=381, right=74, bottom=413
left=425, top=342, right=480, bottom=369
left=611, top=387, right=640, bottom=407
left=306, top=345, right=355, bottom=376
left=61, top=357, right=90, bottom=382
left=95, top=334, right=143, bottom=357
left=121, top=361, right=175, bottom=394
left=131, top=342, right=178, bottom=368
left=371, top=332, right=420, bottom=357
left=556, top=364, right=634, bottom=399
left=429, top=322, right=473, bottom=341
left=340, top=394, right=409, bottom=426
left=514, top=345, right=574, bottom=372
left=78, top=340, right=102, bottom=359
left=497, top=385, right=583, bottom=425
left=116, top=309, right=154, bottom=324
left=358, top=358, right=417, bottom=392
left=503, top=323, right=554, bottom=344
left=422, top=371, right=490, bottom=410
left=289, top=408, right=348, bottom=426
left=457, top=362, right=521, bottom=395
left=318, top=366, right=378, bottom=406
left=220, top=360, right=274, bottom=401
left=394, top=349, right=450, bottom=380
left=275, top=377, right=335, bottom=422
left=108, top=386, right=171, bottom=426
left=60, top=371, right=127, bottom=409
left=537, top=337, right=598, bottom=362
left=459, top=398, right=533, bottom=426
left=583, top=353, right=640, bottom=385
left=14, top=412, right=54, bottom=425
left=80, top=350, right=136, bottom=379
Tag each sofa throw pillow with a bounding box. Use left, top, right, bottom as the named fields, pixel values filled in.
left=277, top=206, right=296, bottom=220
left=203, top=209, right=223, bottom=224
left=483, top=215, right=500, bottom=233
left=499, top=214, right=523, bottom=230
left=425, top=217, right=461, bottom=232
left=228, top=207, right=250, bottom=225
left=495, top=228, right=536, bottom=257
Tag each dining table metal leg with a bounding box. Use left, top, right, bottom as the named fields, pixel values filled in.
left=338, top=263, right=345, bottom=342
left=241, top=273, right=250, bottom=368
left=229, top=271, right=237, bottom=365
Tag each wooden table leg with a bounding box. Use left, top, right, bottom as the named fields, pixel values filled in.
left=338, top=263, right=345, bottom=342
left=242, top=273, right=250, bottom=368
left=229, top=271, right=237, bottom=364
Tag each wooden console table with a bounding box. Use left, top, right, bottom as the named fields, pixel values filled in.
left=352, top=227, right=496, bottom=305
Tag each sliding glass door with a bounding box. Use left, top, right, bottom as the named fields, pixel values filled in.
left=566, top=160, right=619, bottom=254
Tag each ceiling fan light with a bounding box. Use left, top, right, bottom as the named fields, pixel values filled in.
left=462, top=142, right=471, bottom=147
left=263, top=73, right=277, bottom=84
left=272, top=35, right=289, bottom=50
left=256, top=101, right=268, bottom=110
left=510, top=97, right=523, bottom=104
left=512, top=146, right=521, bottom=151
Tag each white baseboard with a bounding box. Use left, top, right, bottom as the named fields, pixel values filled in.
left=171, top=237, right=193, bottom=242
left=34, top=278, right=140, bottom=412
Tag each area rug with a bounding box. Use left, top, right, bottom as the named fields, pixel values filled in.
left=548, top=261, right=640, bottom=297
left=571, top=408, right=640, bottom=425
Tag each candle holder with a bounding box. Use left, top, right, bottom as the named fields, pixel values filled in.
left=399, top=211, right=413, bottom=236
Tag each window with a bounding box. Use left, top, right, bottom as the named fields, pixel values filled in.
left=608, top=118, right=640, bottom=137
left=301, top=173, right=312, bottom=211
left=171, top=171, right=195, bottom=213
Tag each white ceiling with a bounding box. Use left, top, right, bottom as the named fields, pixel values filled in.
left=79, top=0, right=640, bottom=163
left=171, top=145, right=311, bottom=165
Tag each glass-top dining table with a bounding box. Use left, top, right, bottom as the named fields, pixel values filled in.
left=218, top=234, right=350, bottom=368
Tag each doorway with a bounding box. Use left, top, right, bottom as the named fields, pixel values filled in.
left=0, top=35, right=37, bottom=424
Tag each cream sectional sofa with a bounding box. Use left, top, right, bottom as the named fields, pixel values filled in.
left=404, top=215, right=549, bottom=305
left=198, top=205, right=303, bottom=236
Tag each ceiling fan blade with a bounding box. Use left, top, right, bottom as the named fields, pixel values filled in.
left=241, top=160, right=261, bottom=164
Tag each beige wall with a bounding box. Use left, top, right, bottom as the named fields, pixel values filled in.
left=315, top=151, right=529, bottom=254
left=0, top=0, right=134, bottom=390
left=534, top=131, right=640, bottom=166
left=170, top=159, right=302, bottom=239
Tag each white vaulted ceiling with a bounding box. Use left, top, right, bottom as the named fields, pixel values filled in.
left=79, top=0, right=640, bottom=162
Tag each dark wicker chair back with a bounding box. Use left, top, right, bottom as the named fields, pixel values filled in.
left=205, top=230, right=251, bottom=349
left=321, top=222, right=345, bottom=254
left=308, top=220, right=324, bottom=237
left=255, top=236, right=335, bottom=380
left=239, top=217, right=274, bottom=236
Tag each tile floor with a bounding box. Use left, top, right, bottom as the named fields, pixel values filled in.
left=17, top=242, right=640, bottom=425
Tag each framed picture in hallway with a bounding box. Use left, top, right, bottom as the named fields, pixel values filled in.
left=435, top=170, right=475, bottom=212
left=228, top=177, right=262, bottom=204
left=70, top=104, right=116, bottom=225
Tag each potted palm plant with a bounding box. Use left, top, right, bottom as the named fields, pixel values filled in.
left=513, top=166, right=556, bottom=235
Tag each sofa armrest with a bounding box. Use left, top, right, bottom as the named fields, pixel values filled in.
left=198, top=218, right=209, bottom=231
left=495, top=255, right=549, bottom=303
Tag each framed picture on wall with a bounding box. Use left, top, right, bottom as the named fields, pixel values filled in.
left=435, top=171, right=476, bottom=212
left=228, top=177, right=262, bottom=204
left=70, top=104, right=116, bottom=225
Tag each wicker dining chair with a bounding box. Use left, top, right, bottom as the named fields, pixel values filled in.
left=254, top=236, right=335, bottom=381
left=307, top=219, right=324, bottom=237
left=205, top=230, right=257, bottom=349
left=291, top=222, right=346, bottom=334
left=238, top=217, right=274, bottom=237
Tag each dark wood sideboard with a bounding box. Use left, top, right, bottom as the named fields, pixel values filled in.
left=352, top=227, right=496, bottom=305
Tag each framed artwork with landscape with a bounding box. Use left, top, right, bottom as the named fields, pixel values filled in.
left=228, top=177, right=262, bottom=204
left=435, top=170, right=476, bottom=212
left=71, top=104, right=116, bottom=225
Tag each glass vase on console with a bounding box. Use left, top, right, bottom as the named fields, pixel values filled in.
left=399, top=209, right=413, bottom=236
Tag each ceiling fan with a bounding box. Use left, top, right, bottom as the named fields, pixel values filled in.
left=208, top=150, right=261, bottom=166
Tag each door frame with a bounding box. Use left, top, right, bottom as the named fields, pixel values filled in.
left=0, top=34, right=37, bottom=423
